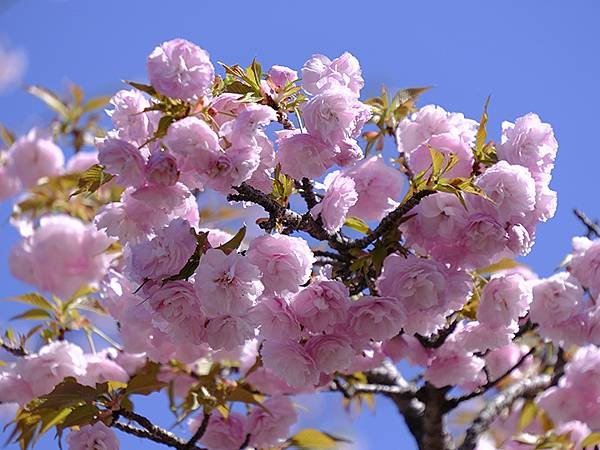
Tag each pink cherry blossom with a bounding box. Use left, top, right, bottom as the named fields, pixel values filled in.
left=305, top=334, right=354, bottom=374
left=570, top=236, right=600, bottom=294
left=77, top=351, right=129, bottom=387
left=148, top=38, right=214, bottom=101
left=67, top=422, right=119, bottom=450
left=310, top=172, right=358, bottom=233
left=530, top=272, right=583, bottom=327
left=10, top=215, right=113, bottom=298
left=247, top=233, right=314, bottom=294
left=302, top=88, right=371, bottom=145
left=65, top=150, right=99, bottom=173
left=107, top=89, right=154, bottom=145
left=396, top=104, right=478, bottom=154
left=247, top=396, right=297, bottom=448
left=192, top=412, right=246, bottom=450
left=17, top=341, right=87, bottom=398
left=424, top=342, right=485, bottom=388
left=144, top=280, right=206, bottom=345
left=469, top=161, right=537, bottom=225
left=146, top=151, right=179, bottom=186
left=406, top=132, right=474, bottom=179
left=477, top=274, right=532, bottom=331
left=97, top=136, right=147, bottom=188
left=0, top=163, right=20, bottom=200
left=7, top=127, right=64, bottom=188
left=195, top=249, right=263, bottom=317
left=261, top=340, right=319, bottom=387
left=275, top=130, right=337, bottom=180
left=348, top=295, right=407, bottom=342
left=291, top=278, right=349, bottom=333
left=251, top=294, right=302, bottom=341
left=377, top=254, right=471, bottom=336
left=343, top=155, right=404, bottom=221
left=301, top=52, right=364, bottom=96
left=205, top=314, right=255, bottom=350
left=497, top=113, right=557, bottom=182
left=129, top=218, right=196, bottom=280
left=267, top=65, right=298, bottom=89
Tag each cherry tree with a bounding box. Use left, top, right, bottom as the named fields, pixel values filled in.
left=0, top=38, right=598, bottom=450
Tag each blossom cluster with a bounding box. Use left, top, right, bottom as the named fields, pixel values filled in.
left=2, top=37, right=598, bottom=450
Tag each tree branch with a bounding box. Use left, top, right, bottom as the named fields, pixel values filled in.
left=0, top=341, right=28, bottom=357
left=447, top=347, right=536, bottom=409
left=228, top=182, right=347, bottom=249
left=184, top=412, right=210, bottom=449
left=458, top=373, right=556, bottom=450
left=419, top=384, right=453, bottom=450
left=344, top=189, right=435, bottom=250
left=365, top=361, right=425, bottom=447
left=115, top=410, right=205, bottom=449
left=573, top=208, right=600, bottom=238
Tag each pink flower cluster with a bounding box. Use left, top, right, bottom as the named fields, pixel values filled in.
left=401, top=107, right=558, bottom=270
left=538, top=346, right=600, bottom=430
left=0, top=342, right=134, bottom=406
left=189, top=396, right=297, bottom=450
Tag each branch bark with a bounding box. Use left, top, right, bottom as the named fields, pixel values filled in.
left=342, top=189, right=435, bottom=250
left=365, top=361, right=425, bottom=448
left=0, top=341, right=28, bottom=357
left=115, top=410, right=206, bottom=450
left=458, top=374, right=555, bottom=450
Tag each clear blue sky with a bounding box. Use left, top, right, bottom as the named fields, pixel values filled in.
left=1, top=1, right=599, bottom=449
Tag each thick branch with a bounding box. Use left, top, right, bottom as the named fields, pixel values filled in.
left=458, top=374, right=555, bottom=450
left=345, top=189, right=435, bottom=250
left=420, top=384, right=453, bottom=450
left=228, top=182, right=347, bottom=248
left=365, top=361, right=425, bottom=447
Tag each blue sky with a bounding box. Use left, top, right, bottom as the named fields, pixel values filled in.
left=1, top=1, right=599, bottom=449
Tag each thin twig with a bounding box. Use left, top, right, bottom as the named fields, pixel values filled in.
left=184, top=412, right=210, bottom=449
left=0, top=341, right=28, bottom=357
left=573, top=208, right=600, bottom=238
left=447, top=347, right=536, bottom=408
left=343, top=189, right=435, bottom=250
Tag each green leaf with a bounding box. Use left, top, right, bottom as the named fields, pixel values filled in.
left=228, top=385, right=266, bottom=411
left=290, top=428, right=350, bottom=449
left=57, top=404, right=99, bottom=433
left=581, top=432, right=600, bottom=448
left=8, top=293, right=54, bottom=311
left=125, top=362, right=166, bottom=396
left=217, top=226, right=246, bottom=255
left=82, top=96, right=111, bottom=113
left=476, top=258, right=522, bottom=275
left=0, top=124, right=15, bottom=146
left=10, top=308, right=53, bottom=321
left=26, top=86, right=69, bottom=118
left=125, top=81, right=158, bottom=97
left=71, top=164, right=114, bottom=197
left=31, top=378, right=98, bottom=412
left=165, top=231, right=209, bottom=282
left=371, top=241, right=388, bottom=274
left=475, top=95, right=490, bottom=154
left=518, top=400, right=538, bottom=432
left=344, top=216, right=370, bottom=234
left=428, top=146, right=446, bottom=178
